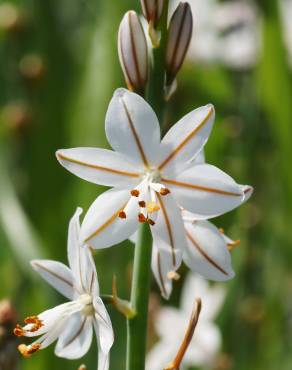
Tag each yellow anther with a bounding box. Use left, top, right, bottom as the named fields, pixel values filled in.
left=147, top=201, right=160, bottom=213
left=167, top=271, right=180, bottom=281
left=227, top=239, right=241, bottom=251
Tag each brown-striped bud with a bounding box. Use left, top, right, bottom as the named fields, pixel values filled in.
left=118, top=11, right=149, bottom=93
left=166, top=2, right=193, bottom=86
left=140, top=0, right=164, bottom=24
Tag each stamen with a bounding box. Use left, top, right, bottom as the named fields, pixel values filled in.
left=130, top=189, right=140, bottom=197
left=167, top=271, right=180, bottom=281
left=227, top=239, right=241, bottom=251
left=118, top=211, right=127, bottom=219
left=24, top=316, right=43, bottom=332
left=147, top=218, right=156, bottom=226
left=164, top=299, right=202, bottom=370
left=138, top=200, right=146, bottom=208
left=138, top=213, right=147, bottom=223
left=147, top=201, right=160, bottom=213
left=160, top=187, right=170, bottom=196
left=18, top=343, right=41, bottom=358
left=219, top=228, right=225, bottom=234
left=14, top=324, right=25, bottom=337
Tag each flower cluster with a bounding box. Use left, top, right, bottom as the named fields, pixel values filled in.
left=14, top=1, right=253, bottom=369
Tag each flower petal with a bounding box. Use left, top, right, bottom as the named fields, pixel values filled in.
left=55, top=314, right=93, bottom=359
left=81, top=187, right=140, bottom=249
left=151, top=193, right=186, bottom=269
left=151, top=241, right=181, bottom=299
left=67, top=208, right=99, bottom=297
left=183, top=220, right=235, bottom=281
left=181, top=274, right=225, bottom=321
left=163, top=164, right=245, bottom=218
left=158, top=104, right=215, bottom=175
left=97, top=349, right=110, bottom=370
left=31, top=259, right=74, bottom=300
left=93, top=297, right=114, bottom=354
left=56, top=148, right=141, bottom=187
left=105, top=88, right=161, bottom=166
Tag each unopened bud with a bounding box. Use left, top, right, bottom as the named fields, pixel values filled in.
left=166, top=2, right=193, bottom=86
left=118, top=11, right=149, bottom=93
left=141, top=0, right=164, bottom=24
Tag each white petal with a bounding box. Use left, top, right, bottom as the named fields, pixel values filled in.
left=146, top=340, right=177, bottom=370
left=81, top=187, right=140, bottom=249
left=181, top=274, right=226, bottom=321
left=55, top=314, right=93, bottom=359
left=185, top=322, right=221, bottom=366
left=158, top=104, right=215, bottom=175
left=97, top=349, right=110, bottom=370
left=241, top=184, right=253, bottom=203
left=67, top=208, right=99, bottom=297
left=151, top=193, right=186, bottom=270
left=56, top=147, right=140, bottom=188
left=163, top=164, right=245, bottom=218
left=31, top=259, right=74, bottom=300
left=151, top=241, right=179, bottom=300
left=105, top=88, right=161, bottom=166
left=192, top=149, right=205, bottom=165
left=93, top=297, right=114, bottom=354
left=183, top=220, right=235, bottom=281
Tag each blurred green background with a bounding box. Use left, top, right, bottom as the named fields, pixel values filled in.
left=0, top=0, right=292, bottom=369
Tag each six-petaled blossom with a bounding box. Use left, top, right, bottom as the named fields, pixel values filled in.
left=14, top=208, right=114, bottom=370
left=146, top=274, right=225, bottom=370
left=151, top=153, right=253, bottom=298
left=56, top=88, right=251, bottom=277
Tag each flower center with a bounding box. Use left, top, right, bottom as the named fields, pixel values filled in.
left=142, top=166, right=161, bottom=184
left=78, top=294, right=94, bottom=317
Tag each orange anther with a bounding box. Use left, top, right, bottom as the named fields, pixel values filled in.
left=138, top=200, right=146, bottom=208
left=131, top=189, right=140, bottom=197
left=118, top=211, right=127, bottom=219
left=147, top=218, right=155, bottom=226
left=14, top=324, right=24, bottom=337
left=18, top=343, right=41, bottom=358
left=160, top=188, right=170, bottom=196
left=138, top=213, right=147, bottom=223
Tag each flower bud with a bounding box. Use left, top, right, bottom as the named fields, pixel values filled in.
left=140, top=0, right=164, bottom=24
left=118, top=11, right=149, bottom=93
left=166, top=2, right=193, bottom=86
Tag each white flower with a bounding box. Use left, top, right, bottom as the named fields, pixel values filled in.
left=14, top=208, right=113, bottom=370
left=146, top=274, right=225, bottom=370
left=152, top=186, right=253, bottom=299
left=150, top=148, right=253, bottom=298
left=56, top=88, right=249, bottom=273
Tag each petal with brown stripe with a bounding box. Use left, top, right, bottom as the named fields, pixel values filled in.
left=184, top=221, right=234, bottom=281
left=31, top=260, right=74, bottom=300
left=105, top=89, right=161, bottom=167
left=55, top=314, right=93, bottom=359
left=158, top=104, right=215, bottom=175
left=151, top=193, right=186, bottom=268
left=80, top=187, right=140, bottom=249
left=56, top=147, right=141, bottom=188
left=162, top=164, right=245, bottom=218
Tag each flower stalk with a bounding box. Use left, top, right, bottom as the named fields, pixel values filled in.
left=126, top=222, right=153, bottom=370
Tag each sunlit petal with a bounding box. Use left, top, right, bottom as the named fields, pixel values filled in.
left=105, top=88, right=161, bottom=166
left=56, top=147, right=140, bottom=188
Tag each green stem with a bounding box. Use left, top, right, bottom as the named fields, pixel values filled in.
left=126, top=3, right=169, bottom=369
left=147, top=0, right=169, bottom=122
left=126, top=222, right=153, bottom=370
